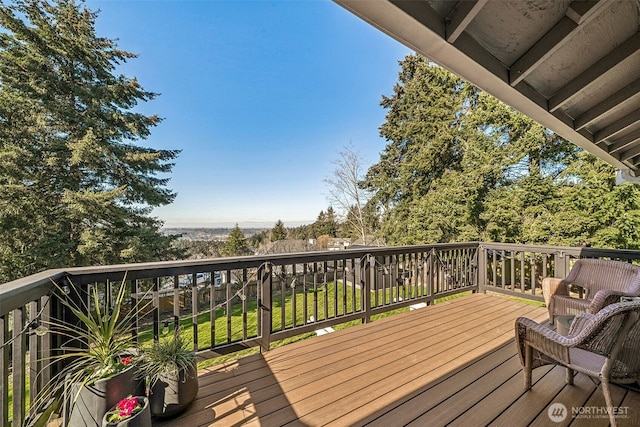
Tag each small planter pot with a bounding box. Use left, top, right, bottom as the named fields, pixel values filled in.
left=148, top=360, right=198, bottom=418
left=67, top=366, right=144, bottom=427
left=102, top=396, right=151, bottom=427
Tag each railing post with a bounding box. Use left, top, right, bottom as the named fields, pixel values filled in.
left=29, top=301, right=40, bottom=403
left=153, top=277, right=160, bottom=344
left=362, top=254, right=372, bottom=323
left=0, top=314, right=8, bottom=427
left=429, top=248, right=436, bottom=300
left=12, top=307, right=26, bottom=426
left=478, top=245, right=487, bottom=293
left=554, top=251, right=568, bottom=279
left=259, top=263, right=272, bottom=352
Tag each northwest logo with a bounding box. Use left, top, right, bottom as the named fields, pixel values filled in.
left=548, top=403, right=568, bottom=423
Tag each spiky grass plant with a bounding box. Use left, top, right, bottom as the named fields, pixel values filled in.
left=27, top=276, right=151, bottom=426
left=140, top=332, right=195, bottom=387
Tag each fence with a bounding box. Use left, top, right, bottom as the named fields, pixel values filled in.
left=3, top=241, right=640, bottom=426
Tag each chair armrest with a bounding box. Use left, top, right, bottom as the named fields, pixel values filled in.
left=588, top=290, right=624, bottom=314
left=542, top=277, right=569, bottom=307
left=515, top=317, right=573, bottom=365
left=567, top=313, right=594, bottom=336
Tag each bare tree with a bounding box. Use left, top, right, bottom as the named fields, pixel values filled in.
left=324, top=143, right=374, bottom=244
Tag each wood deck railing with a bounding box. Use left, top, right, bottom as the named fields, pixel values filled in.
left=2, top=242, right=640, bottom=426
left=480, top=243, right=640, bottom=301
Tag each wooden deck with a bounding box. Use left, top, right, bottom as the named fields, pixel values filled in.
left=156, top=294, right=640, bottom=426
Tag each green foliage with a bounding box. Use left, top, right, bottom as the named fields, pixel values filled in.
left=140, top=332, right=195, bottom=387
left=175, top=239, right=224, bottom=259
left=365, top=54, right=640, bottom=249
left=271, top=219, right=287, bottom=242
left=0, top=0, right=182, bottom=282
left=222, top=224, right=251, bottom=256
left=313, top=207, right=339, bottom=238
left=248, top=229, right=269, bottom=247
left=29, top=278, right=151, bottom=423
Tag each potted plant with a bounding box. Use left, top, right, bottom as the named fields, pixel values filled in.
left=102, top=395, right=151, bottom=427
left=140, top=331, right=198, bottom=418
left=29, top=277, right=150, bottom=427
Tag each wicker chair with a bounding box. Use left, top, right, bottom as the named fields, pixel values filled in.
left=515, top=300, right=640, bottom=427
left=542, top=258, right=640, bottom=325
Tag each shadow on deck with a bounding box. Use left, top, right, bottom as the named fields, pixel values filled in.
left=156, top=293, right=640, bottom=426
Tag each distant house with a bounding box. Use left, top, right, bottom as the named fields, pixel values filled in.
left=327, top=238, right=351, bottom=251
left=351, top=237, right=386, bottom=248
left=256, top=239, right=320, bottom=255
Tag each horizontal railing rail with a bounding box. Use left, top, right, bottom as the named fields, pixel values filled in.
left=479, top=242, right=640, bottom=301
left=5, top=241, right=640, bottom=426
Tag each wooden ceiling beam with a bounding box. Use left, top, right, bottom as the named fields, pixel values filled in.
left=608, top=130, right=640, bottom=154
left=510, top=1, right=605, bottom=87
left=445, top=0, right=488, bottom=43
left=620, top=141, right=640, bottom=162
left=575, top=78, right=640, bottom=131
left=549, top=32, right=640, bottom=112
left=594, top=110, right=640, bottom=143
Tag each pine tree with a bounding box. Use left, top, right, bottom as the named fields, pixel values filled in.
left=0, top=0, right=181, bottom=281
left=270, top=220, right=287, bottom=242
left=364, top=55, right=575, bottom=245
left=313, top=208, right=338, bottom=238
left=363, top=56, right=477, bottom=243
left=222, top=224, right=251, bottom=257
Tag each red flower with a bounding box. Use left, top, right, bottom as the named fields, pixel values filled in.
left=106, top=395, right=143, bottom=423
left=116, top=396, right=140, bottom=417
left=120, top=356, right=133, bottom=365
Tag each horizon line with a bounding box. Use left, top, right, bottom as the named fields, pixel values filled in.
left=161, top=220, right=315, bottom=229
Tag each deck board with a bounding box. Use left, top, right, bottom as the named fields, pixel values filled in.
left=156, top=293, right=640, bottom=426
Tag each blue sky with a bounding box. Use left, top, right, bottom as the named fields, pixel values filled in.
left=88, top=0, right=411, bottom=228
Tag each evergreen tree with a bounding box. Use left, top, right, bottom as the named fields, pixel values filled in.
left=363, top=56, right=479, bottom=244
left=270, top=220, right=287, bottom=242
left=365, top=54, right=640, bottom=249
left=313, top=208, right=338, bottom=238
left=288, top=223, right=313, bottom=240
left=0, top=0, right=181, bottom=281
left=544, top=152, right=640, bottom=249
left=222, top=224, right=251, bottom=257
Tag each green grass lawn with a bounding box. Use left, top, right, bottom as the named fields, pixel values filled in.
left=135, top=284, right=474, bottom=369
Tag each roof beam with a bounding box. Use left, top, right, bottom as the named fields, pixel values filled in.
left=620, top=141, right=640, bottom=162
left=549, top=32, right=640, bottom=112
left=594, top=109, right=640, bottom=143
left=510, top=17, right=576, bottom=87
left=390, top=0, right=444, bottom=37
left=575, top=78, right=640, bottom=131
left=566, top=0, right=605, bottom=25
left=608, top=130, right=640, bottom=154
left=446, top=0, right=488, bottom=43
left=509, top=1, right=605, bottom=87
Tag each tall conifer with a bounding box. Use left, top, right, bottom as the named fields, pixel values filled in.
left=0, top=0, right=181, bottom=281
